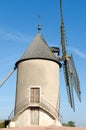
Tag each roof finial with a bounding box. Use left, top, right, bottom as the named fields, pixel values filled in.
left=38, top=16, right=41, bottom=33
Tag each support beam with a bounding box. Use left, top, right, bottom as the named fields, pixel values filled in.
left=0, top=66, right=16, bottom=87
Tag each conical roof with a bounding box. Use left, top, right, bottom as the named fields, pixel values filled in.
left=16, top=33, right=61, bottom=66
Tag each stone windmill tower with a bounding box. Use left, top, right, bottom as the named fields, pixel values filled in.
left=10, top=31, right=61, bottom=127
left=0, top=14, right=62, bottom=129
left=0, top=0, right=81, bottom=128
left=1, top=27, right=62, bottom=127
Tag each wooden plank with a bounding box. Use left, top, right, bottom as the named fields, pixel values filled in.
left=30, top=108, right=39, bottom=125
left=30, top=88, right=40, bottom=103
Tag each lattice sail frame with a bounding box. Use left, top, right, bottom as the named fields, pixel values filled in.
left=60, top=0, right=81, bottom=111
left=63, top=56, right=81, bottom=111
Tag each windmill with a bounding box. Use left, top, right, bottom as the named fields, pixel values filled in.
left=59, top=0, right=81, bottom=111
left=0, top=0, right=81, bottom=127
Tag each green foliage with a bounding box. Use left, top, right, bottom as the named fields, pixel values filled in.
left=62, top=121, right=75, bottom=127
left=0, top=121, right=5, bottom=128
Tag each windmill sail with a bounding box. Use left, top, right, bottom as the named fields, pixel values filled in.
left=63, top=59, right=75, bottom=111
left=0, top=66, right=16, bottom=87
left=60, top=0, right=81, bottom=111
left=69, top=55, right=81, bottom=102
left=60, top=0, right=67, bottom=57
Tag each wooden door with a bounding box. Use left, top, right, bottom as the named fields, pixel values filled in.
left=30, top=88, right=40, bottom=103
left=30, top=88, right=40, bottom=125
left=30, top=108, right=39, bottom=125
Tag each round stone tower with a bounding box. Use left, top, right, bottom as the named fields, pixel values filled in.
left=11, top=33, right=61, bottom=127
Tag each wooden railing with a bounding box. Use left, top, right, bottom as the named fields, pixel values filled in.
left=8, top=97, right=62, bottom=122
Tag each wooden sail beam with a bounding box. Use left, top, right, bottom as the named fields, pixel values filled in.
left=0, top=66, right=16, bottom=87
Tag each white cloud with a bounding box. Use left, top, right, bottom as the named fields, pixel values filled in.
left=0, top=28, right=32, bottom=43
left=68, top=47, right=86, bottom=59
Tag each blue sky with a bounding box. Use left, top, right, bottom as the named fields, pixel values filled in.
left=0, top=0, right=86, bottom=127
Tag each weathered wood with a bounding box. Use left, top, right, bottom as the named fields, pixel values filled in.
left=31, top=88, right=40, bottom=103
left=30, top=108, right=39, bottom=125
